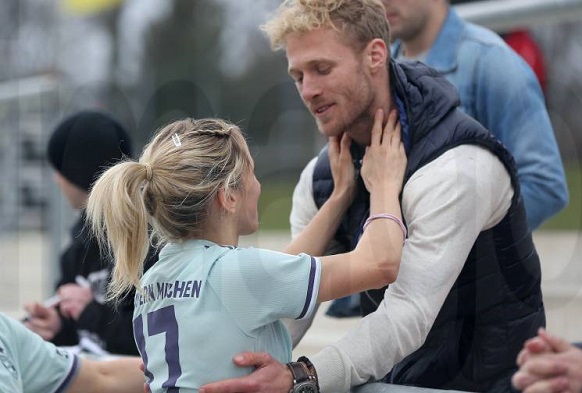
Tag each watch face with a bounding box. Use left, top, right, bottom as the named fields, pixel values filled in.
left=295, top=382, right=317, bottom=393
left=298, top=386, right=316, bottom=393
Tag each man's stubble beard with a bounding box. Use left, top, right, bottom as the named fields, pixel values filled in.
left=336, top=76, right=376, bottom=146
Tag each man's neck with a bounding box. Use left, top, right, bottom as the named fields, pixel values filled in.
left=350, top=72, right=396, bottom=147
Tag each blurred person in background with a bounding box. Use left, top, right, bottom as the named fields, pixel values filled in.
left=386, top=0, right=567, bottom=230
left=23, top=111, right=155, bottom=355
left=450, top=0, right=548, bottom=92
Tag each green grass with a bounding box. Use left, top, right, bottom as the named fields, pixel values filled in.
left=258, top=166, right=582, bottom=231
left=257, top=181, right=295, bottom=231
left=540, top=165, right=582, bottom=231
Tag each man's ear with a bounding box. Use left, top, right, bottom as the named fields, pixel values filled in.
left=217, top=188, right=238, bottom=214
left=366, top=38, right=388, bottom=74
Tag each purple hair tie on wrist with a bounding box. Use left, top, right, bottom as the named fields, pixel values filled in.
left=363, top=213, right=407, bottom=243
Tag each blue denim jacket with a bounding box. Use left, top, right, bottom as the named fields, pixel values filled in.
left=392, top=9, right=568, bottom=230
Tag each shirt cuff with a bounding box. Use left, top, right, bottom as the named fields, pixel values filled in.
left=311, top=346, right=350, bottom=393
left=297, top=256, right=321, bottom=320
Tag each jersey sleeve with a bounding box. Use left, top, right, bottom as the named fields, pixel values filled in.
left=3, top=314, right=80, bottom=393
left=207, top=248, right=321, bottom=334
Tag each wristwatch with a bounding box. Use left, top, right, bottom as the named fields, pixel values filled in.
left=286, top=356, right=319, bottom=393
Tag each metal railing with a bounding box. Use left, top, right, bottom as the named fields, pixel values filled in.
left=353, top=385, right=465, bottom=393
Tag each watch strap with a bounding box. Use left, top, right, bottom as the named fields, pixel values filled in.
left=287, top=361, right=310, bottom=387
left=287, top=357, right=319, bottom=393
left=297, top=356, right=319, bottom=390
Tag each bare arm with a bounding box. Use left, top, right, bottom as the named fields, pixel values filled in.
left=283, top=131, right=356, bottom=257
left=316, top=109, right=406, bottom=303
left=67, top=357, right=144, bottom=393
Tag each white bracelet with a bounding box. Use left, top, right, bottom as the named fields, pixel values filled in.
left=363, top=213, right=407, bottom=242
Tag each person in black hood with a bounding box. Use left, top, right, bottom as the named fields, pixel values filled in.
left=23, top=110, right=154, bottom=355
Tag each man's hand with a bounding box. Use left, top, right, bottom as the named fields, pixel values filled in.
left=200, top=352, right=293, bottom=393
left=516, top=330, right=553, bottom=367
left=512, top=328, right=582, bottom=393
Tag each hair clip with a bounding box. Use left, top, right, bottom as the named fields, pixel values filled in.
left=172, top=133, right=182, bottom=147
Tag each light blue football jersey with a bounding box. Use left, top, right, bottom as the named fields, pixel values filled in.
left=133, top=239, right=320, bottom=392
left=0, top=313, right=79, bottom=393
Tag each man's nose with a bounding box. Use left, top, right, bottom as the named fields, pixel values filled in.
left=300, top=75, right=322, bottom=103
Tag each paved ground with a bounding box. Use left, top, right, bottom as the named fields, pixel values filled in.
left=1, top=229, right=581, bottom=359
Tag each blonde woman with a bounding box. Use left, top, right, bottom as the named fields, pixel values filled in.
left=87, top=111, right=406, bottom=392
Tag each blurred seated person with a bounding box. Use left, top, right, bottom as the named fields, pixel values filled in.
left=23, top=111, right=156, bottom=355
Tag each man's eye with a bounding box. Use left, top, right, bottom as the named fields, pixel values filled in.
left=317, top=67, right=331, bottom=75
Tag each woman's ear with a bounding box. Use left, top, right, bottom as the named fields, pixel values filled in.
left=366, top=38, right=388, bottom=74
left=217, top=188, right=238, bottom=214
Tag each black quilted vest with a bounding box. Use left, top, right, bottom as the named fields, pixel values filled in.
left=312, top=60, right=545, bottom=392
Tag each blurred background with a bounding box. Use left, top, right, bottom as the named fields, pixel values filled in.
left=1, top=0, right=582, bottom=345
